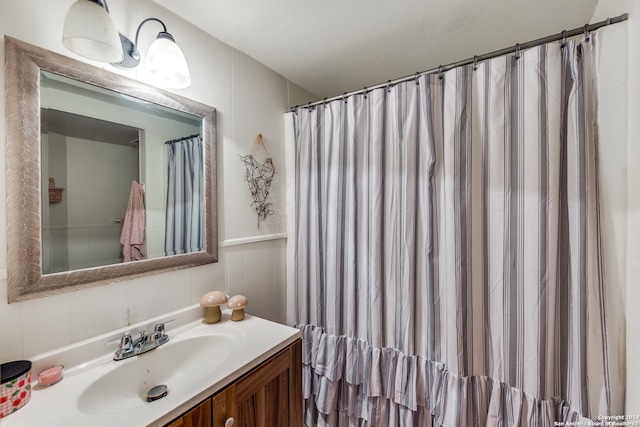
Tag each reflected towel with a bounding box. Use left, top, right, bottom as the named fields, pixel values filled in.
left=120, top=180, right=146, bottom=262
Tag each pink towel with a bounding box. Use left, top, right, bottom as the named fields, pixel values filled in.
left=120, top=180, right=146, bottom=262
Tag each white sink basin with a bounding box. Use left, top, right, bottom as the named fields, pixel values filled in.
left=78, top=334, right=236, bottom=415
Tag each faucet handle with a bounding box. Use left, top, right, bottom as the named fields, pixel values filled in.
left=106, top=332, right=133, bottom=350
left=151, top=319, right=175, bottom=344
left=108, top=333, right=137, bottom=360
left=153, top=319, right=175, bottom=336
left=120, top=333, right=134, bottom=349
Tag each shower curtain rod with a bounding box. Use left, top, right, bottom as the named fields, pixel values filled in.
left=287, top=12, right=628, bottom=113
left=164, top=134, right=200, bottom=144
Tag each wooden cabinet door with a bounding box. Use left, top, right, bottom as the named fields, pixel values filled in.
left=166, top=398, right=212, bottom=427
left=212, top=339, right=302, bottom=427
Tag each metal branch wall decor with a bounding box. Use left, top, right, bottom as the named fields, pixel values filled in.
left=240, top=134, right=276, bottom=228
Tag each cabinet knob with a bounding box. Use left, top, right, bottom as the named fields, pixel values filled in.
left=224, top=417, right=235, bottom=427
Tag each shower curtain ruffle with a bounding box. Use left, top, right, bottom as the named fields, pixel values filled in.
left=298, top=324, right=594, bottom=427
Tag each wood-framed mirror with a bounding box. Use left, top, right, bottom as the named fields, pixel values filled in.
left=5, top=36, right=217, bottom=302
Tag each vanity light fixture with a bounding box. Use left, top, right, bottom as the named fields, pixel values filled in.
left=62, top=0, right=191, bottom=89
left=62, top=0, right=123, bottom=63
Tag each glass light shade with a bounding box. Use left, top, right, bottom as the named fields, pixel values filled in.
left=146, top=35, right=191, bottom=89
left=62, top=0, right=124, bottom=63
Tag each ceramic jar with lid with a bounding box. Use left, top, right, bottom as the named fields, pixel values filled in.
left=0, top=360, right=32, bottom=418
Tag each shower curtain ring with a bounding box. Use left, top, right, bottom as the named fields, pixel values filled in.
left=363, top=87, right=368, bottom=99
left=561, top=30, right=567, bottom=47
left=515, top=43, right=521, bottom=59
left=415, top=72, right=420, bottom=85
left=473, top=55, right=478, bottom=70
left=584, top=23, right=591, bottom=41
left=343, top=92, right=348, bottom=104
left=438, top=65, right=444, bottom=80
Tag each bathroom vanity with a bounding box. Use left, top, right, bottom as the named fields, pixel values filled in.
left=0, top=306, right=301, bottom=427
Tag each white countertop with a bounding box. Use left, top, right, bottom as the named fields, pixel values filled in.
left=1, top=306, right=300, bottom=427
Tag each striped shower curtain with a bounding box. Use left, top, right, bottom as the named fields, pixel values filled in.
left=293, top=33, right=617, bottom=426
left=165, top=134, right=204, bottom=255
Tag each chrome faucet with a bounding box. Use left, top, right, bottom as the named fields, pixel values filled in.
left=111, top=319, right=174, bottom=361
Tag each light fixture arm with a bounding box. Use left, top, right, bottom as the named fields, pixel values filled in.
left=98, top=0, right=110, bottom=13
left=84, top=0, right=109, bottom=11
left=132, top=18, right=169, bottom=61
left=116, top=17, right=173, bottom=68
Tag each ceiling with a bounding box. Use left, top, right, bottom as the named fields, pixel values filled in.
left=153, top=0, right=600, bottom=99
left=42, top=109, right=140, bottom=147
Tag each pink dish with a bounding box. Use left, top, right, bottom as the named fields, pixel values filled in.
left=38, top=365, right=64, bottom=386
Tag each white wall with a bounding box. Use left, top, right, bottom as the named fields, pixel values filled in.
left=0, top=0, right=315, bottom=362
left=625, top=5, right=640, bottom=415
left=591, top=0, right=639, bottom=414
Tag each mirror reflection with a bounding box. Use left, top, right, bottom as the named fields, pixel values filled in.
left=40, top=71, right=203, bottom=274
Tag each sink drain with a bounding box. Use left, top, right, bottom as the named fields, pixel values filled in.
left=146, top=384, right=168, bottom=402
